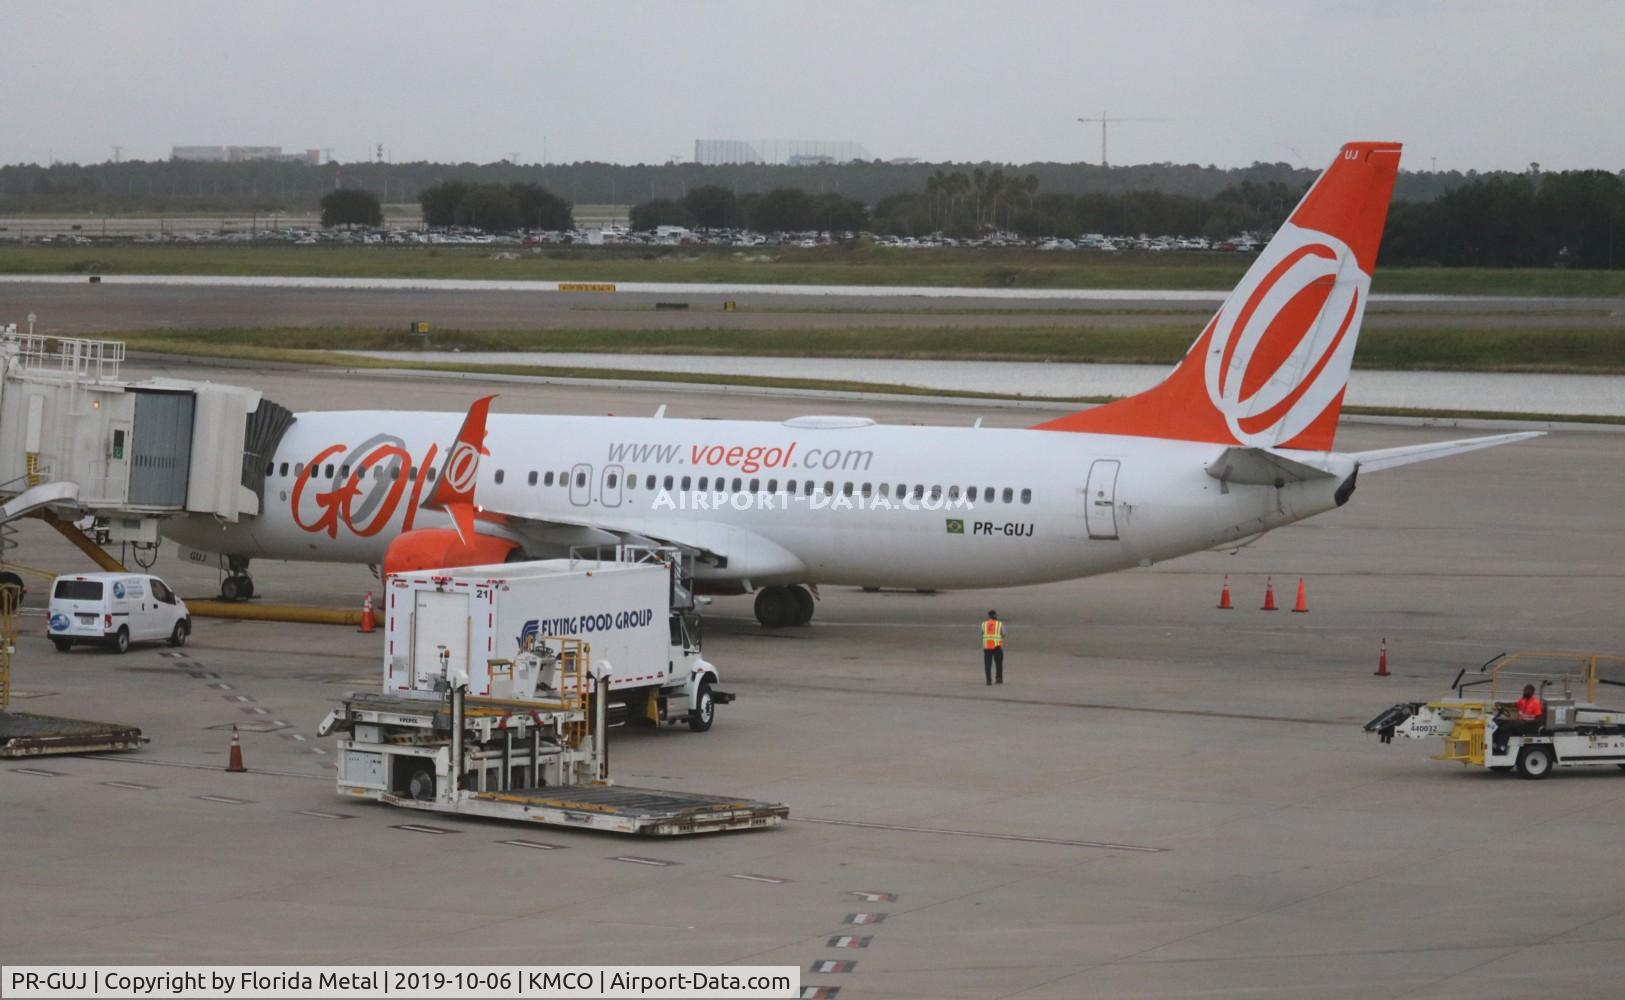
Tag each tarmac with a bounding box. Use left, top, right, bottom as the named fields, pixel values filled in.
left=6, top=276, right=1621, bottom=335
left=3, top=363, right=1625, bottom=998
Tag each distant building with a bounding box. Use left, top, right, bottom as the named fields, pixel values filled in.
left=694, top=140, right=762, bottom=166
left=887, top=157, right=920, bottom=166
left=171, top=145, right=321, bottom=164
left=694, top=138, right=870, bottom=166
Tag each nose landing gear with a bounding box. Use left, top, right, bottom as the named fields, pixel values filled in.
left=219, top=557, right=255, bottom=602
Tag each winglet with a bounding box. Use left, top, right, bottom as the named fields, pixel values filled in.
left=423, top=395, right=497, bottom=543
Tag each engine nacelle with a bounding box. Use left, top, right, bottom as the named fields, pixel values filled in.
left=382, top=528, right=520, bottom=578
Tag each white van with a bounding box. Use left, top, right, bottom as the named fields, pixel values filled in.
left=47, top=573, right=190, bottom=653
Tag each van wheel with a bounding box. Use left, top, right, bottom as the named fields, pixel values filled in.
left=1516, top=744, right=1554, bottom=780
left=52, top=638, right=73, bottom=653
left=110, top=626, right=130, bottom=654
left=169, top=619, right=190, bottom=647
left=688, top=681, right=715, bottom=733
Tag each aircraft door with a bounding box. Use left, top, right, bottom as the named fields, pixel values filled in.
left=569, top=463, right=592, bottom=507
left=602, top=464, right=623, bottom=507
left=1085, top=459, right=1120, bottom=540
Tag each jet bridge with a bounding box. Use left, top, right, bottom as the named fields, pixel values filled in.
left=0, top=321, right=293, bottom=556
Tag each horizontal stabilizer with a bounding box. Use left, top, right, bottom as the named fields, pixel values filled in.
left=1350, top=431, right=1543, bottom=472
left=1206, top=447, right=1336, bottom=487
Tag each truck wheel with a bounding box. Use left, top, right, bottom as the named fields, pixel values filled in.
left=110, top=626, right=130, bottom=654
left=1516, top=744, right=1554, bottom=780
left=169, top=619, right=190, bottom=647
left=52, top=638, right=73, bottom=653
left=688, top=681, right=715, bottom=733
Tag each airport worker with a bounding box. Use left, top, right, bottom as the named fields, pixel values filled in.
left=981, top=610, right=1006, bottom=685
left=1493, top=684, right=1544, bottom=754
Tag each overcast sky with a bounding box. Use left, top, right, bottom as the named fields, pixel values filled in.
left=3, top=1, right=1620, bottom=172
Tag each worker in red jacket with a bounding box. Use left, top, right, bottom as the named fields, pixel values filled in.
left=1493, top=684, right=1544, bottom=755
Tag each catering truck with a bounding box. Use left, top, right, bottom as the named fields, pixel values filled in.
left=382, top=551, right=728, bottom=731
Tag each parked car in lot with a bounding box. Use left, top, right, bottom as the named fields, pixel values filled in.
left=47, top=573, right=190, bottom=653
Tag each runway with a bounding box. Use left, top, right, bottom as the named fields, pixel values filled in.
left=4, top=362, right=1623, bottom=997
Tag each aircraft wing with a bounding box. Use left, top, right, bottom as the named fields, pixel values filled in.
left=473, top=504, right=806, bottom=581
left=1348, top=431, right=1544, bottom=472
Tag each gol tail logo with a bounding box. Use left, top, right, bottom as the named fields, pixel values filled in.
left=1202, top=222, right=1368, bottom=448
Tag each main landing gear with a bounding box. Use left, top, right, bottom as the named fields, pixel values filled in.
left=753, top=584, right=814, bottom=628
left=219, top=556, right=255, bottom=602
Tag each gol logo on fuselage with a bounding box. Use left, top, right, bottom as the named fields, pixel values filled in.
left=290, top=433, right=442, bottom=538
left=1202, top=222, right=1369, bottom=447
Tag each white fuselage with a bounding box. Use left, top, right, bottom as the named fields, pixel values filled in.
left=162, top=411, right=1351, bottom=590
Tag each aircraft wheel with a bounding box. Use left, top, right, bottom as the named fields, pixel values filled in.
left=789, top=585, right=815, bottom=626
left=753, top=586, right=793, bottom=628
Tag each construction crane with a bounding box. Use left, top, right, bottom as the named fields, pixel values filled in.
left=1076, top=111, right=1167, bottom=168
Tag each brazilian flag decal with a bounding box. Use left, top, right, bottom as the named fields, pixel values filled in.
left=945, top=518, right=965, bottom=534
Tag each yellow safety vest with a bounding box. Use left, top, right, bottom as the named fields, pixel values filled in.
left=982, top=620, right=1004, bottom=649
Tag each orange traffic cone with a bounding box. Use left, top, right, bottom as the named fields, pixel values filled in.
left=358, top=591, right=375, bottom=634
left=1375, top=637, right=1389, bottom=677
left=226, top=725, right=246, bottom=772
left=1291, top=577, right=1309, bottom=613
left=1260, top=576, right=1277, bottom=611
left=1217, top=576, right=1233, bottom=610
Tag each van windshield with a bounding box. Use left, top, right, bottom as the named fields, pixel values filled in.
left=54, top=580, right=104, bottom=600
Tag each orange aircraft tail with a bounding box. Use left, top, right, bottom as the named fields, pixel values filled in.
left=1033, top=141, right=1402, bottom=452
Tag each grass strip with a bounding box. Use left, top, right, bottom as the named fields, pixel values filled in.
left=116, top=325, right=1625, bottom=374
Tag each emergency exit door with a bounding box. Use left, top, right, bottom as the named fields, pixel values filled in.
left=411, top=590, right=470, bottom=692
left=1085, top=459, right=1120, bottom=540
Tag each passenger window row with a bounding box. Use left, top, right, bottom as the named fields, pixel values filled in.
left=263, top=461, right=1033, bottom=506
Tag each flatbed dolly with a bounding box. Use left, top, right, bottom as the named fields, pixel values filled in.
left=318, top=641, right=786, bottom=835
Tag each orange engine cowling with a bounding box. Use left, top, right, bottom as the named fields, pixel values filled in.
left=382, top=528, right=520, bottom=578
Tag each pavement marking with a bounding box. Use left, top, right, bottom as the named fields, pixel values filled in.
left=842, top=913, right=886, bottom=925
left=227, top=695, right=255, bottom=703
left=240, top=706, right=271, bottom=716
left=801, top=989, right=840, bottom=999
left=826, top=936, right=871, bottom=949
left=10, top=767, right=66, bottom=777
left=848, top=890, right=897, bottom=902
left=196, top=794, right=253, bottom=805
left=800, top=816, right=1167, bottom=853
left=498, top=839, right=568, bottom=851
left=159, top=651, right=190, bottom=659
left=728, top=873, right=791, bottom=884
left=296, top=809, right=355, bottom=820
left=392, top=823, right=460, bottom=835
left=187, top=671, right=221, bottom=679
left=809, top=960, right=856, bottom=974
left=208, top=682, right=234, bottom=690
left=101, top=780, right=157, bottom=791
left=610, top=855, right=677, bottom=867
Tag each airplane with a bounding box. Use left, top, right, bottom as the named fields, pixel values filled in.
left=162, top=141, right=1539, bottom=627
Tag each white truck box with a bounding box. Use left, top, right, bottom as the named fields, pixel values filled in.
left=383, top=559, right=696, bottom=702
